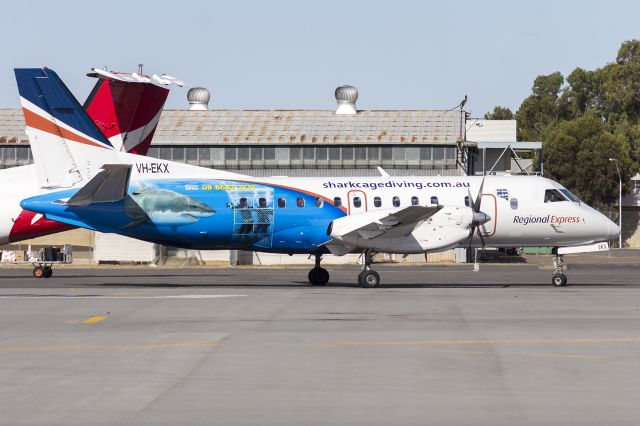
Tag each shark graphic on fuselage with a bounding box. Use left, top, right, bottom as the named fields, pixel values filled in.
left=123, top=186, right=215, bottom=229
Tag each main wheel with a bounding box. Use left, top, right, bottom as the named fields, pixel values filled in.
left=552, top=273, right=566, bottom=287
left=33, top=267, right=44, bottom=279
left=308, top=267, right=330, bottom=285
left=43, top=267, right=53, bottom=278
left=360, top=270, right=381, bottom=288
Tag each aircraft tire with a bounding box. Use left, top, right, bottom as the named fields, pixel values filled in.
left=552, top=273, right=566, bottom=287
left=43, top=267, right=53, bottom=278
left=33, top=267, right=44, bottom=279
left=308, top=267, right=329, bottom=285
left=360, top=270, right=380, bottom=288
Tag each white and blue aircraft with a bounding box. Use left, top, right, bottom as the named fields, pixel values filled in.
left=15, top=68, right=620, bottom=287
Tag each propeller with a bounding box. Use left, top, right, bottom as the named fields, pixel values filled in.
left=467, top=176, right=491, bottom=252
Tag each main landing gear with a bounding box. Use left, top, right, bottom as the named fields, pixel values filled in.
left=358, top=250, right=380, bottom=288
left=308, top=254, right=330, bottom=285
left=551, top=254, right=568, bottom=287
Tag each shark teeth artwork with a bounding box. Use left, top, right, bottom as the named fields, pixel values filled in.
left=123, top=184, right=215, bottom=229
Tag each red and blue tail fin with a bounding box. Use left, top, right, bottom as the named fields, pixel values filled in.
left=15, top=68, right=115, bottom=150
left=83, top=72, right=169, bottom=155
left=15, top=68, right=118, bottom=188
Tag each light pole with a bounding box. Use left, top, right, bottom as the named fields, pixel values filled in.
left=609, top=158, right=622, bottom=248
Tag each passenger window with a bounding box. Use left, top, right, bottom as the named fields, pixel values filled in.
left=510, top=198, right=518, bottom=210
left=430, top=196, right=438, bottom=205
left=353, top=197, right=362, bottom=208
left=296, top=197, right=305, bottom=208
left=411, top=196, right=419, bottom=206
left=334, top=197, right=342, bottom=207
left=392, top=196, right=400, bottom=207
left=278, top=197, right=286, bottom=208
left=464, top=196, right=470, bottom=207
left=258, top=197, right=267, bottom=208
left=544, top=189, right=566, bottom=203
left=374, top=196, right=382, bottom=208
left=315, top=197, right=324, bottom=208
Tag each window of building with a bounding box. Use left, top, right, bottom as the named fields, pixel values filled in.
left=393, top=196, right=400, bottom=207
left=278, top=197, right=286, bottom=208
left=224, top=147, right=237, bottom=161
left=147, top=147, right=160, bottom=159
left=297, top=197, right=305, bottom=208
left=393, top=147, right=406, bottom=161
left=329, top=147, right=341, bottom=160
left=16, top=147, right=30, bottom=162
left=334, top=197, right=342, bottom=207
left=198, top=147, right=211, bottom=162
left=290, top=147, right=302, bottom=161
left=186, top=147, right=198, bottom=162
left=368, top=147, right=380, bottom=161
left=374, top=196, right=382, bottom=207
left=342, top=147, right=354, bottom=161
left=171, top=147, right=185, bottom=162
left=211, top=147, right=224, bottom=162
left=420, top=147, right=432, bottom=160
left=382, top=147, right=393, bottom=161
left=238, top=147, right=250, bottom=161
left=510, top=198, right=518, bottom=210
left=433, top=147, right=444, bottom=161
left=159, top=147, right=172, bottom=160
left=445, top=147, right=457, bottom=160
left=411, top=196, right=419, bottom=206
left=544, top=189, right=567, bottom=203
left=264, top=146, right=276, bottom=160
left=251, top=147, right=263, bottom=161
left=275, top=147, right=289, bottom=161
left=355, top=147, right=366, bottom=161
left=316, top=147, right=328, bottom=161
left=353, top=196, right=362, bottom=208
left=315, top=197, right=324, bottom=208
left=430, top=196, right=439, bottom=205
left=303, top=147, right=315, bottom=160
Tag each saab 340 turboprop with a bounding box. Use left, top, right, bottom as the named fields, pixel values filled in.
left=15, top=68, right=620, bottom=287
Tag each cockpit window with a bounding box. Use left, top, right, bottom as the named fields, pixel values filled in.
left=559, top=189, right=581, bottom=203
left=544, top=189, right=567, bottom=203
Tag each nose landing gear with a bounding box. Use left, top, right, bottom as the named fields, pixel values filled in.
left=358, top=250, right=380, bottom=287
left=308, top=254, right=330, bottom=285
left=552, top=254, right=568, bottom=287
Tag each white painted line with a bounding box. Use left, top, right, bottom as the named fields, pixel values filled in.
left=0, top=294, right=247, bottom=299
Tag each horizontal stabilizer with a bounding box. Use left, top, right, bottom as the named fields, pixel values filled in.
left=67, top=164, right=131, bottom=206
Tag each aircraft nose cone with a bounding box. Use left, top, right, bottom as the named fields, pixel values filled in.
left=608, top=219, right=621, bottom=242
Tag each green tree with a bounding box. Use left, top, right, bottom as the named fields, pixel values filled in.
left=543, top=114, right=632, bottom=208
left=515, top=72, right=566, bottom=141
left=484, top=106, right=514, bottom=120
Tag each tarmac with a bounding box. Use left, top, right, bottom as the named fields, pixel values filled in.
left=0, top=259, right=639, bottom=425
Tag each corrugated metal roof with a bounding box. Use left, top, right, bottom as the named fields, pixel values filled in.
left=0, top=109, right=29, bottom=144
left=0, top=108, right=464, bottom=146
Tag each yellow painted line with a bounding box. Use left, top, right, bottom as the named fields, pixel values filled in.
left=82, top=315, right=108, bottom=324
left=417, top=348, right=488, bottom=355
left=292, top=337, right=640, bottom=348
left=533, top=352, right=606, bottom=360
left=0, top=340, right=220, bottom=353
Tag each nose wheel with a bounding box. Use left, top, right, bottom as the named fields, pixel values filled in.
left=551, top=254, right=568, bottom=287
left=308, top=254, right=330, bottom=285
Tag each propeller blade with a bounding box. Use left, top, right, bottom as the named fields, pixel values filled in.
left=473, top=175, right=486, bottom=213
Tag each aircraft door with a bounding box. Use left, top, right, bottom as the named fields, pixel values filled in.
left=347, top=190, right=367, bottom=215
left=478, top=194, right=497, bottom=237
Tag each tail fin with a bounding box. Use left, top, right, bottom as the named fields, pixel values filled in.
left=83, top=71, right=169, bottom=155
left=15, top=68, right=115, bottom=188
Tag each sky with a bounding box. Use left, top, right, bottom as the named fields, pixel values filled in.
left=3, top=0, right=640, bottom=117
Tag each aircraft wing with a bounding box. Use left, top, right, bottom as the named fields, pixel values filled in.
left=66, top=164, right=131, bottom=206
left=331, top=205, right=443, bottom=241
